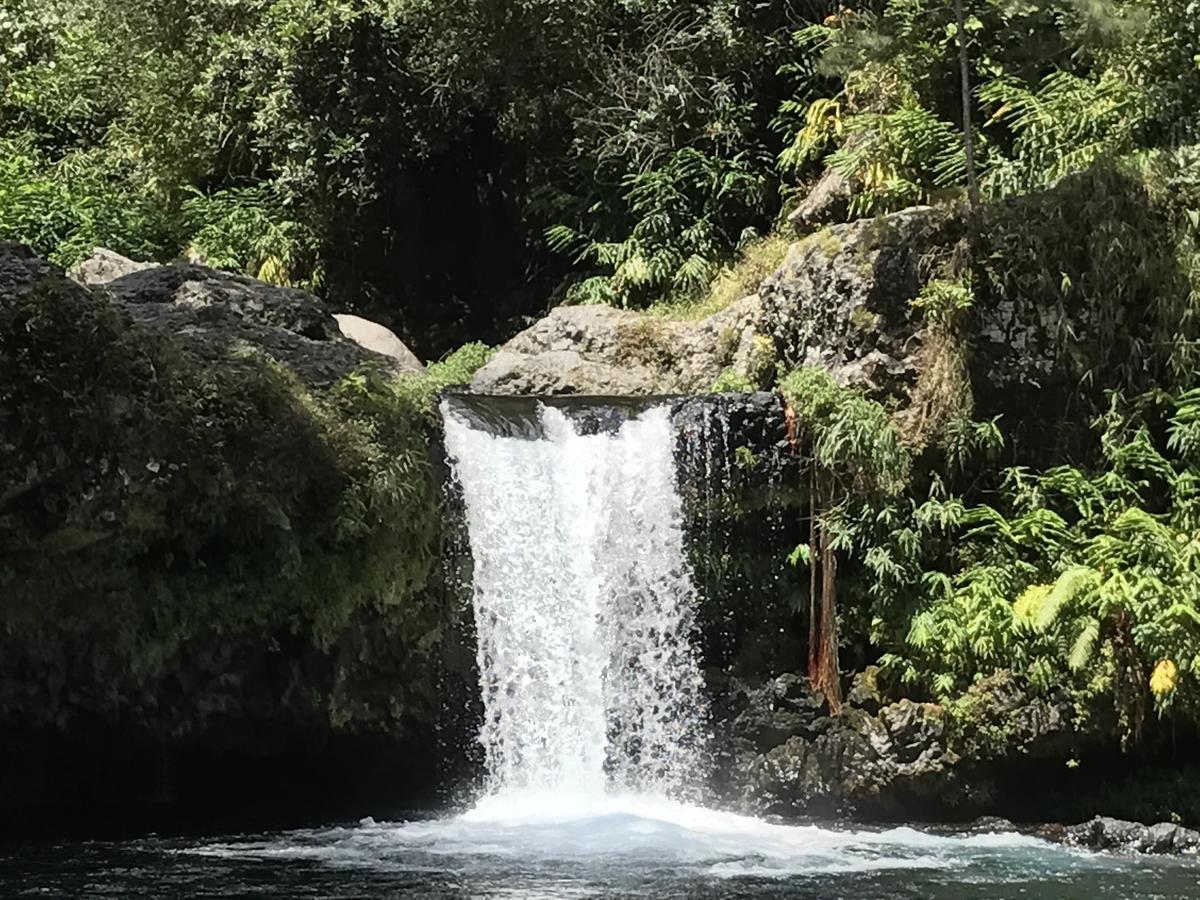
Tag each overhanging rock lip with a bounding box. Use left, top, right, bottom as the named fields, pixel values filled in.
left=439, top=390, right=782, bottom=439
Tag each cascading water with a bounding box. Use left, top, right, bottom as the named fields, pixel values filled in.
left=173, top=395, right=1167, bottom=896
left=441, top=399, right=707, bottom=807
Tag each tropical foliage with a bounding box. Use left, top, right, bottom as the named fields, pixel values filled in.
left=4, top=0, right=1200, bottom=757
left=892, top=390, right=1200, bottom=738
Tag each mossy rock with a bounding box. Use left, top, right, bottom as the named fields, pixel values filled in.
left=0, top=244, right=475, bottom=741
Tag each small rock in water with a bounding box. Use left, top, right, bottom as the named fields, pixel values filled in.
left=1061, top=815, right=1200, bottom=855
left=967, top=815, right=1016, bottom=834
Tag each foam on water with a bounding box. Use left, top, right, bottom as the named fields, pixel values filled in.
left=188, top=797, right=1076, bottom=880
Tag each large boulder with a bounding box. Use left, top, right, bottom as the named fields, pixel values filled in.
left=0, top=242, right=469, bottom=836
left=93, top=261, right=388, bottom=386
left=334, top=313, right=425, bottom=374
left=105, top=263, right=339, bottom=338
left=759, top=205, right=963, bottom=407
left=471, top=295, right=768, bottom=395
left=68, top=247, right=157, bottom=286
left=69, top=250, right=425, bottom=377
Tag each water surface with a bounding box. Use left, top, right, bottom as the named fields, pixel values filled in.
left=6, top=797, right=1199, bottom=898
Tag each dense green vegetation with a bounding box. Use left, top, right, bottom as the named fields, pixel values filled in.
left=6, top=1, right=1191, bottom=356
left=769, top=139, right=1200, bottom=749
left=0, top=0, right=799, bottom=353
left=786, top=365, right=1200, bottom=739
left=3, top=0, right=1200, bottom=818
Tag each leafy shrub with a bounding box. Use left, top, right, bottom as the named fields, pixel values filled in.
left=548, top=148, right=771, bottom=308
left=888, top=390, right=1200, bottom=739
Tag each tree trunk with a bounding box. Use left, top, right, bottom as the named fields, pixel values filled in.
left=807, top=465, right=819, bottom=679
left=954, top=0, right=980, bottom=212
left=806, top=470, right=842, bottom=710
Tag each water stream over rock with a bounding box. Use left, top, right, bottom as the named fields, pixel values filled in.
left=441, top=399, right=707, bottom=804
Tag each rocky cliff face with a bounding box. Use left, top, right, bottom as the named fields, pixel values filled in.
left=708, top=665, right=1200, bottom=837
left=477, top=192, right=1157, bottom=451
left=0, top=243, right=471, bottom=836
left=759, top=207, right=961, bottom=407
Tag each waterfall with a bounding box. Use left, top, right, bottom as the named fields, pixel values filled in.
left=183, top=396, right=1094, bottom=889
left=441, top=398, right=707, bottom=807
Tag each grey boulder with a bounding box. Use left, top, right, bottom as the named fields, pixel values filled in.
left=471, top=296, right=766, bottom=395
left=334, top=313, right=425, bottom=374
left=68, top=248, right=158, bottom=286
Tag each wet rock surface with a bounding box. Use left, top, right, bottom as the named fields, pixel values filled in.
left=719, top=672, right=958, bottom=819
left=1054, top=816, right=1200, bottom=855
left=717, top=669, right=1097, bottom=822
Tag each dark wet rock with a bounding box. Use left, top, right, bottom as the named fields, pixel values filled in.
left=1060, top=816, right=1200, bottom=855
left=950, top=672, right=1083, bottom=763
left=0, top=240, right=60, bottom=291
left=723, top=673, right=959, bottom=818
left=721, top=669, right=1114, bottom=822
left=735, top=673, right=832, bottom=752
left=967, top=815, right=1017, bottom=834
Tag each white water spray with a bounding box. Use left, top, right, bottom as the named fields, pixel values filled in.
left=441, top=400, right=707, bottom=808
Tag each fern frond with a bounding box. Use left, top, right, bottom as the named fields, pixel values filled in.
left=1035, top=566, right=1098, bottom=631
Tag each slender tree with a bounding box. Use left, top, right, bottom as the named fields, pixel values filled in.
left=953, top=0, right=980, bottom=213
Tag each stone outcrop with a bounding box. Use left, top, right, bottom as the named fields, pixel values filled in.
left=760, top=193, right=1160, bottom=426
left=64, top=248, right=425, bottom=383
left=0, top=243, right=472, bottom=837
left=68, top=247, right=158, bottom=285
left=99, top=263, right=374, bottom=386
left=760, top=206, right=963, bottom=406
left=334, top=313, right=425, bottom=373
left=787, top=168, right=852, bottom=235
left=471, top=295, right=768, bottom=395
left=718, top=672, right=958, bottom=818
left=1051, top=817, right=1200, bottom=855
left=717, top=669, right=1098, bottom=822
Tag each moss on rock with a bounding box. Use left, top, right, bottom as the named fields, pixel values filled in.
left=0, top=245, right=480, bottom=742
